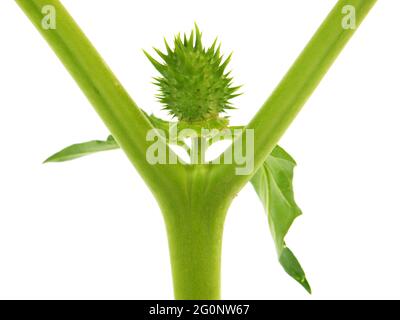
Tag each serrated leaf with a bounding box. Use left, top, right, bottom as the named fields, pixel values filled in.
left=250, top=145, right=311, bottom=294
left=44, top=135, right=119, bottom=163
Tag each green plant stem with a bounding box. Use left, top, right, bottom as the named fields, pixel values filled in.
left=161, top=164, right=231, bottom=299
left=191, top=137, right=206, bottom=164
left=15, top=0, right=186, bottom=205
left=210, top=0, right=377, bottom=198
left=164, top=205, right=226, bottom=299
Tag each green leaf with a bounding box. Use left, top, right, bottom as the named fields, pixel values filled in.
left=44, top=111, right=193, bottom=163
left=44, top=135, right=119, bottom=163
left=250, top=145, right=311, bottom=294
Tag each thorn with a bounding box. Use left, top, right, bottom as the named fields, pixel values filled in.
left=153, top=47, right=168, bottom=61
left=164, top=38, right=173, bottom=55
left=188, top=30, right=194, bottom=47
left=143, top=50, right=165, bottom=73
left=195, top=23, right=202, bottom=49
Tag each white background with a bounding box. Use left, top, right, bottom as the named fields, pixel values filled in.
left=0, top=0, right=399, bottom=300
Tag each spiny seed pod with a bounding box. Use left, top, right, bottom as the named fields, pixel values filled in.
left=144, top=25, right=241, bottom=123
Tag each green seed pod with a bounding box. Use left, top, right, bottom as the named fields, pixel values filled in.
left=144, top=25, right=241, bottom=124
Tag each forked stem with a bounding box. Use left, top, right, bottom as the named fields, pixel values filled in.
left=15, top=0, right=378, bottom=300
